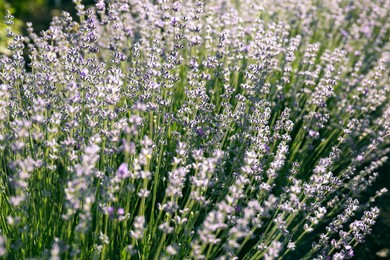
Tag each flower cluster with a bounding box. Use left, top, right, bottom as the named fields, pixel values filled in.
left=0, top=0, right=389, bottom=259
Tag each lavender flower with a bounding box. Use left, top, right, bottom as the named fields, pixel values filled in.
left=0, top=0, right=389, bottom=259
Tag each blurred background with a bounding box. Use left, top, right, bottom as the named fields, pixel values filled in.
left=1, top=1, right=389, bottom=259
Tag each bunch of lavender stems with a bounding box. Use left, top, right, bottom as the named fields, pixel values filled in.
left=0, top=0, right=389, bottom=259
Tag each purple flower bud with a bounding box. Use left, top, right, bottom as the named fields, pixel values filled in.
left=340, top=30, right=348, bottom=37
left=117, top=163, right=129, bottom=179
left=264, top=144, right=271, bottom=153
left=88, top=32, right=98, bottom=43
left=155, top=20, right=165, bottom=29
left=80, top=68, right=89, bottom=78
left=89, top=46, right=99, bottom=53
left=118, top=208, right=125, bottom=215
left=172, top=2, right=180, bottom=12
left=361, top=26, right=371, bottom=37
left=107, top=206, right=114, bottom=215
left=235, top=205, right=242, bottom=213
left=119, top=4, right=130, bottom=13
left=356, top=155, right=364, bottom=162
left=346, top=249, right=354, bottom=258
left=96, top=1, right=105, bottom=11
left=196, top=128, right=204, bottom=137
left=171, top=17, right=179, bottom=27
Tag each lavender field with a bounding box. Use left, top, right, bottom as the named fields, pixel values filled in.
left=0, top=0, right=389, bottom=259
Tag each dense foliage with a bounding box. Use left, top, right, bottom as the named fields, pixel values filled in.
left=0, top=0, right=389, bottom=259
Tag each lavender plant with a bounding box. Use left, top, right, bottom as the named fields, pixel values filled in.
left=0, top=0, right=389, bottom=259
